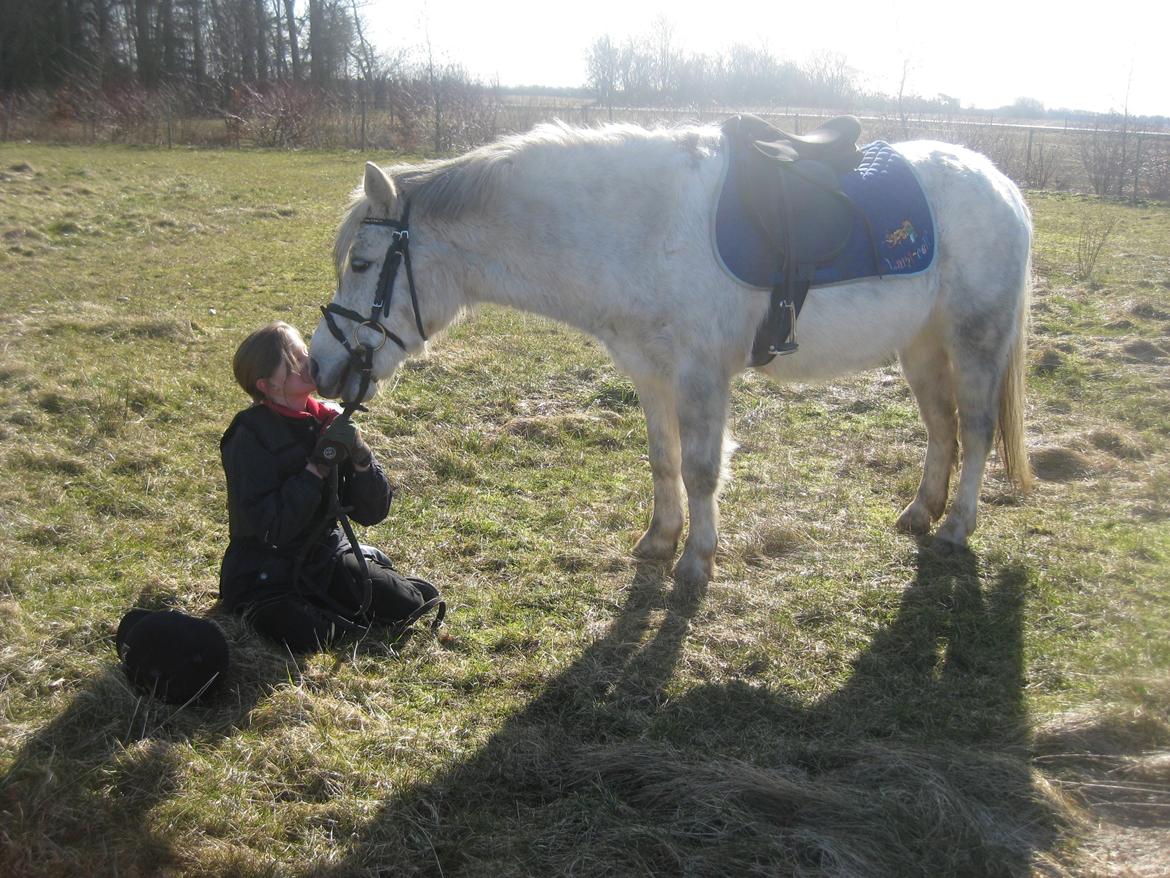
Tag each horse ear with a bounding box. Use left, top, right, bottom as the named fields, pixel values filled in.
left=363, top=161, right=397, bottom=209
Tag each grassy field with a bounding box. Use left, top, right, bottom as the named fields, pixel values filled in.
left=1, top=143, right=1168, bottom=877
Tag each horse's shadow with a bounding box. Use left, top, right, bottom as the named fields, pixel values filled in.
left=0, top=606, right=299, bottom=876
left=322, top=546, right=1070, bottom=876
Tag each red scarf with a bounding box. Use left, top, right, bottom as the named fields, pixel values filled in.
left=262, top=396, right=339, bottom=426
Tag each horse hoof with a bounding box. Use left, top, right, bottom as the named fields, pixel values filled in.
left=673, top=553, right=713, bottom=590
left=633, top=530, right=679, bottom=561
left=933, top=519, right=971, bottom=552
left=896, top=502, right=934, bottom=535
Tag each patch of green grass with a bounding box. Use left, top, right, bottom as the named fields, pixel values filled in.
left=1, top=148, right=1168, bottom=876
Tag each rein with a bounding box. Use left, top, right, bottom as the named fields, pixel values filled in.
left=307, top=201, right=444, bottom=634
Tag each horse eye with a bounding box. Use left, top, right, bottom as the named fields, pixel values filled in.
left=350, top=258, right=372, bottom=273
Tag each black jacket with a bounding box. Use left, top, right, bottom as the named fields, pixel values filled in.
left=218, top=404, right=393, bottom=611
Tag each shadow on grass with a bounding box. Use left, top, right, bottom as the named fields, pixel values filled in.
left=0, top=612, right=298, bottom=878
left=315, top=547, right=1080, bottom=876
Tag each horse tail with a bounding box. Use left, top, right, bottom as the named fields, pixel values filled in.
left=997, top=251, right=1033, bottom=493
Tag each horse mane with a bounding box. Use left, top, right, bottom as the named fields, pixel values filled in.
left=334, top=121, right=681, bottom=276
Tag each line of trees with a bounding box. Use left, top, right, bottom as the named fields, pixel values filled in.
left=583, top=21, right=970, bottom=118
left=0, top=0, right=357, bottom=95
left=586, top=26, right=868, bottom=114
left=0, top=0, right=507, bottom=152
left=584, top=23, right=1170, bottom=131
left=2, top=4, right=1166, bottom=200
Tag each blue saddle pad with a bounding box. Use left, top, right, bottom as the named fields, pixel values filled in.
left=713, top=141, right=935, bottom=289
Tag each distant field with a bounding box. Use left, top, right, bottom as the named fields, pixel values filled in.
left=0, top=143, right=1168, bottom=876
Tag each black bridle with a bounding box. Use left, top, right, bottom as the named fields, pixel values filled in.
left=319, top=201, right=428, bottom=417
left=308, top=201, right=444, bottom=633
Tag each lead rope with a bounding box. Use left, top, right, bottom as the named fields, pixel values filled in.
left=331, top=377, right=446, bottom=636
left=331, top=367, right=375, bottom=620
left=317, top=202, right=444, bottom=634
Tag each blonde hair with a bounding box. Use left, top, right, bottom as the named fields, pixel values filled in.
left=232, top=322, right=307, bottom=402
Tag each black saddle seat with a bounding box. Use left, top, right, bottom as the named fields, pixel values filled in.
left=722, top=114, right=863, bottom=171
left=721, top=113, right=861, bottom=272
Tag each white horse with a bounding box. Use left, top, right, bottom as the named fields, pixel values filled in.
left=310, top=122, right=1032, bottom=588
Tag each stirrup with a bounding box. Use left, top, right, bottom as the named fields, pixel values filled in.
left=770, top=301, right=799, bottom=354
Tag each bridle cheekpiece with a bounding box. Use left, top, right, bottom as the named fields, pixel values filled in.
left=319, top=200, right=428, bottom=414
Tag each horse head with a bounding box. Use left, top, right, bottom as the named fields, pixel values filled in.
left=310, top=161, right=426, bottom=404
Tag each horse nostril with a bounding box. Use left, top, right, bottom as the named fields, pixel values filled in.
left=309, top=357, right=321, bottom=382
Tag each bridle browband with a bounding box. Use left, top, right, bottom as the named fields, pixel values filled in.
left=319, top=200, right=428, bottom=417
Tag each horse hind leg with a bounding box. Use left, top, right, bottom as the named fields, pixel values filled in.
left=631, top=375, right=684, bottom=561
left=935, top=325, right=1017, bottom=548
left=896, top=331, right=958, bottom=535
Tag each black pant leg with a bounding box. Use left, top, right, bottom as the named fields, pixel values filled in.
left=329, top=552, right=424, bottom=625
left=244, top=597, right=340, bottom=654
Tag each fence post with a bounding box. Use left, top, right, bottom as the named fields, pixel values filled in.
left=1025, top=128, right=1033, bottom=186
left=1132, top=131, right=1143, bottom=203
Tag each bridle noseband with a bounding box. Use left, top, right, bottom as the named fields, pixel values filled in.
left=320, top=201, right=428, bottom=415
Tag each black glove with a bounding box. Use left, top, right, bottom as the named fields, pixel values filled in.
left=311, top=418, right=358, bottom=467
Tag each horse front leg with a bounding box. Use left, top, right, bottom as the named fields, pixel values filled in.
left=674, top=367, right=731, bottom=588
left=631, top=376, right=685, bottom=561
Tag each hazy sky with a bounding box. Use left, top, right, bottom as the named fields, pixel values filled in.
left=365, top=0, right=1168, bottom=117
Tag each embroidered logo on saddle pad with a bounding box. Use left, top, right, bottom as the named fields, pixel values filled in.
left=713, top=141, right=936, bottom=289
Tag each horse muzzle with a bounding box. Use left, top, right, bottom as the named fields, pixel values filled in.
left=310, top=360, right=368, bottom=402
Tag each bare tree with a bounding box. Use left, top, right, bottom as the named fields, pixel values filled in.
left=282, top=0, right=301, bottom=81
left=803, top=50, right=856, bottom=109
left=347, top=0, right=379, bottom=148
left=160, top=0, right=178, bottom=80
left=240, top=0, right=257, bottom=82
left=133, top=0, right=158, bottom=86
left=896, top=57, right=912, bottom=139
left=720, top=43, right=801, bottom=108
left=254, top=0, right=270, bottom=82
left=1023, top=128, right=1056, bottom=189
left=1075, top=215, right=1119, bottom=282
left=308, top=0, right=324, bottom=85
left=424, top=35, right=443, bottom=152
left=1079, top=121, right=1127, bottom=198
left=586, top=34, right=620, bottom=119
left=617, top=36, right=652, bottom=104
left=648, top=16, right=677, bottom=102
left=189, top=0, right=207, bottom=90
left=268, top=0, right=286, bottom=78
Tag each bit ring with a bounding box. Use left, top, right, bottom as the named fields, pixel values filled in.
left=351, top=320, right=390, bottom=353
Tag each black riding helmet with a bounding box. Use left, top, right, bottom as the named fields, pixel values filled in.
left=116, top=610, right=230, bottom=704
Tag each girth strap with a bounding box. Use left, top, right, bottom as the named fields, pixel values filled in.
left=743, top=162, right=856, bottom=367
